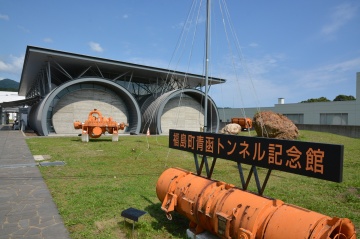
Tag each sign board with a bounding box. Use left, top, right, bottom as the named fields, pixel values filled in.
left=169, top=129, right=343, bottom=182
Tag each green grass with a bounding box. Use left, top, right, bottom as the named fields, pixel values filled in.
left=26, top=130, right=359, bottom=238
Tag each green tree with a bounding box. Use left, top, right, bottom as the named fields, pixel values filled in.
left=333, top=94, right=356, bottom=101
left=300, top=97, right=330, bottom=103
left=0, top=88, right=18, bottom=92
left=0, top=78, right=19, bottom=91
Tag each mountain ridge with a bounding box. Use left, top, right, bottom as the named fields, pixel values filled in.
left=0, top=79, right=19, bottom=91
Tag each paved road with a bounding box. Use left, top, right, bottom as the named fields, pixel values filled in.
left=0, top=126, right=70, bottom=239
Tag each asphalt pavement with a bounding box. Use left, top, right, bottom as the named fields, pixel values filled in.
left=0, top=125, right=70, bottom=239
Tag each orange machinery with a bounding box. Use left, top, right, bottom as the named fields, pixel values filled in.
left=156, top=167, right=356, bottom=239
left=73, top=109, right=128, bottom=142
left=231, top=117, right=252, bottom=130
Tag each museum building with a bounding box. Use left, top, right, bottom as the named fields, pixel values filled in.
left=0, top=46, right=224, bottom=135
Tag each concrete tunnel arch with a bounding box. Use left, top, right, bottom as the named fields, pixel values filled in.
left=28, top=77, right=141, bottom=136
left=141, top=89, right=219, bottom=135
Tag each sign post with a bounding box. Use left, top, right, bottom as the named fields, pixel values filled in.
left=169, top=129, right=344, bottom=194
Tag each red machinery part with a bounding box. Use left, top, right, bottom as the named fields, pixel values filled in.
left=231, top=117, right=252, bottom=129
left=156, top=167, right=357, bottom=239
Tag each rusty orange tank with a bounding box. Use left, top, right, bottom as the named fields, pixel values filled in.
left=73, top=109, right=128, bottom=142
left=231, top=117, right=252, bottom=130
left=156, top=167, right=357, bottom=239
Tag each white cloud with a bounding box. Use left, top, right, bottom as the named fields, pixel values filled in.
left=43, top=37, right=53, bottom=43
left=209, top=71, right=291, bottom=108
left=172, top=21, right=184, bottom=30
left=210, top=50, right=359, bottom=107
left=208, top=52, right=290, bottom=107
left=0, top=55, right=24, bottom=75
left=321, top=3, right=358, bottom=36
left=249, top=42, right=259, bottom=48
left=172, top=15, right=205, bottom=30
left=323, top=57, right=360, bottom=72
left=248, top=54, right=284, bottom=75
left=219, top=53, right=285, bottom=77
left=296, top=57, right=360, bottom=89
left=123, top=14, right=129, bottom=19
left=0, top=14, right=9, bottom=20
left=17, top=25, right=30, bottom=33
left=88, top=41, right=104, bottom=53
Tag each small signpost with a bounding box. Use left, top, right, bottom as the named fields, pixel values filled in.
left=121, top=207, right=147, bottom=236
left=169, top=129, right=344, bottom=195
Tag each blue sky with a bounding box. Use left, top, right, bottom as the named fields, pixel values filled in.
left=0, top=0, right=359, bottom=108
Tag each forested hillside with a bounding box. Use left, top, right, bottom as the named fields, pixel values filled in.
left=0, top=79, right=19, bottom=91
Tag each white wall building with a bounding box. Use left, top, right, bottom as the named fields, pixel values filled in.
left=219, top=72, right=360, bottom=126
left=0, top=91, right=25, bottom=103
left=0, top=91, right=25, bottom=123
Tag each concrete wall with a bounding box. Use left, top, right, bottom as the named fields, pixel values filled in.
left=275, top=101, right=357, bottom=125
left=219, top=121, right=360, bottom=138
left=161, top=95, right=204, bottom=134
left=218, top=107, right=273, bottom=122
left=52, top=89, right=128, bottom=134
left=296, top=124, right=360, bottom=138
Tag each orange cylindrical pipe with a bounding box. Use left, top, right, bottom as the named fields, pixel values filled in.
left=156, top=167, right=357, bottom=239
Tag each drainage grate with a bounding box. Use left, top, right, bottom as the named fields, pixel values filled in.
left=39, top=161, right=65, bottom=167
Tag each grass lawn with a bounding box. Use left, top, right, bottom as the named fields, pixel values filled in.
left=26, top=130, right=359, bottom=238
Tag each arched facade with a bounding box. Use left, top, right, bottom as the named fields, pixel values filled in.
left=28, top=78, right=141, bottom=136
left=141, top=89, right=219, bottom=134
left=17, top=46, right=225, bottom=136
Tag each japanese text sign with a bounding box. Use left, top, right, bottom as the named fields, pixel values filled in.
left=169, top=129, right=343, bottom=182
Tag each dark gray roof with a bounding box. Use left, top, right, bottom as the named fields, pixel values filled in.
left=19, top=46, right=226, bottom=96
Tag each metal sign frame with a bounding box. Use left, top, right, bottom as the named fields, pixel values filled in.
left=169, top=129, right=344, bottom=194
